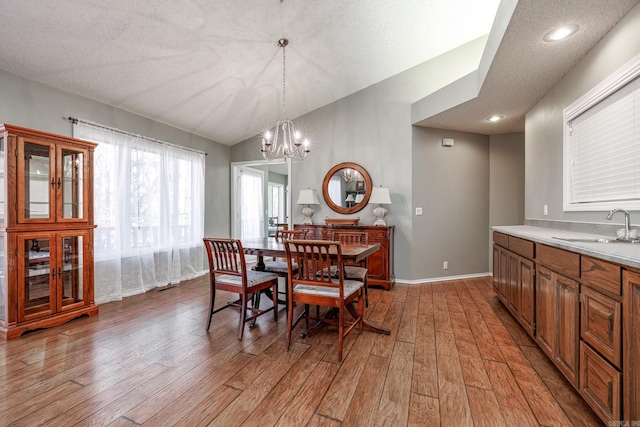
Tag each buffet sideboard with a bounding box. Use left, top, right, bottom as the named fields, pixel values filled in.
left=294, top=224, right=394, bottom=290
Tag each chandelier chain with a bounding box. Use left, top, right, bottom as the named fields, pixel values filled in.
left=282, top=41, right=286, bottom=120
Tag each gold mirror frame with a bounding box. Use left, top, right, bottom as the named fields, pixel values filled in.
left=322, top=162, right=372, bottom=215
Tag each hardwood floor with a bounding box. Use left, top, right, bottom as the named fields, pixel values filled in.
left=0, top=276, right=603, bottom=426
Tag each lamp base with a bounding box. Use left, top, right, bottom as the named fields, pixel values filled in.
left=372, top=205, right=388, bottom=226
left=301, top=205, right=315, bottom=224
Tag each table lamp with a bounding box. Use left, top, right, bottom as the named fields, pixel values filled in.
left=369, top=186, right=391, bottom=226
left=345, top=193, right=355, bottom=207
left=297, top=189, right=320, bottom=224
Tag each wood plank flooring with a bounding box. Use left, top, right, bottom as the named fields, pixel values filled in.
left=0, top=275, right=604, bottom=426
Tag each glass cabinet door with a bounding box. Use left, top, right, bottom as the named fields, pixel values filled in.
left=58, top=232, right=88, bottom=310
left=18, top=139, right=55, bottom=223
left=59, top=146, right=87, bottom=221
left=19, top=234, right=55, bottom=321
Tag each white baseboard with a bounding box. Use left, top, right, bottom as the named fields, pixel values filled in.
left=395, top=272, right=491, bottom=285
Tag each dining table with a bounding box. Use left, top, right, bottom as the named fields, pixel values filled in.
left=240, top=237, right=391, bottom=336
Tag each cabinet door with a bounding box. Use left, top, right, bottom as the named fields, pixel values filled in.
left=492, top=245, right=500, bottom=294
left=624, top=270, right=640, bottom=421
left=17, top=137, right=56, bottom=223
left=536, top=266, right=556, bottom=358
left=555, top=274, right=580, bottom=387
left=57, top=145, right=90, bottom=222
left=519, top=257, right=535, bottom=336
left=17, top=233, right=56, bottom=321
left=498, top=247, right=509, bottom=302
left=581, top=285, right=621, bottom=368
left=57, top=230, right=91, bottom=311
left=508, top=251, right=520, bottom=315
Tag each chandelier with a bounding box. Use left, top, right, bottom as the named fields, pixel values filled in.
left=261, top=38, right=310, bottom=162
left=343, top=168, right=362, bottom=182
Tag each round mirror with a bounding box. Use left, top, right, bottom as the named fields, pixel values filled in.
left=322, top=162, right=372, bottom=214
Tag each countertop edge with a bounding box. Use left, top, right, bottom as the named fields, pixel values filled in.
left=492, top=225, right=640, bottom=270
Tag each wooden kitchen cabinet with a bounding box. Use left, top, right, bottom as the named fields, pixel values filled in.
left=535, top=245, right=581, bottom=388
left=294, top=224, right=394, bottom=290
left=0, top=124, right=98, bottom=340
left=494, top=229, right=633, bottom=424
left=623, top=269, right=640, bottom=422
left=492, top=232, right=535, bottom=336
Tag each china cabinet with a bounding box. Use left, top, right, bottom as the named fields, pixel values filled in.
left=0, top=124, right=98, bottom=340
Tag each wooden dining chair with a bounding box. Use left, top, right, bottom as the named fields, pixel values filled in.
left=331, top=231, right=370, bottom=306
left=203, top=238, right=279, bottom=340
left=284, top=239, right=364, bottom=362
left=263, top=229, right=308, bottom=310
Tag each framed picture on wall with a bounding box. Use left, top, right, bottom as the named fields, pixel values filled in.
left=356, top=180, right=365, bottom=191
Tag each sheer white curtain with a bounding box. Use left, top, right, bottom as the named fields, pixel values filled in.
left=239, top=167, right=264, bottom=239
left=329, top=176, right=342, bottom=205
left=73, top=120, right=206, bottom=303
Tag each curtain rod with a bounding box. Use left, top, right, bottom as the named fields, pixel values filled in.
left=66, top=116, right=208, bottom=156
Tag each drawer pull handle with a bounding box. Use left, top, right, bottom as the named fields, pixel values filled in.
left=607, top=381, right=613, bottom=407
left=608, top=314, right=614, bottom=332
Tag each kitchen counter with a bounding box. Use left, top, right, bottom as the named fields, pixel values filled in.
left=492, top=225, right=640, bottom=270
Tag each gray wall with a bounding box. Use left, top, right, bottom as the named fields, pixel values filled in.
left=0, top=70, right=231, bottom=239
left=489, top=132, right=525, bottom=269
left=526, top=3, right=640, bottom=223
left=232, top=79, right=415, bottom=281
left=412, top=127, right=491, bottom=280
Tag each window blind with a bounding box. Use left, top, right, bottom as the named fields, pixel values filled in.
left=567, top=76, right=640, bottom=205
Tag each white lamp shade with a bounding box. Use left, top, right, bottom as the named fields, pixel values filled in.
left=369, top=187, right=391, bottom=205
left=296, top=189, right=320, bottom=205
left=354, top=194, right=365, bottom=203
left=345, top=194, right=355, bottom=202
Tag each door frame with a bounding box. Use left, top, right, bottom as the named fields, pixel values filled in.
left=231, top=159, right=291, bottom=239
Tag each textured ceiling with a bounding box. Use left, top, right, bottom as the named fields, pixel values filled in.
left=415, top=0, right=640, bottom=134
left=0, top=1, right=638, bottom=146
left=0, top=0, right=499, bottom=145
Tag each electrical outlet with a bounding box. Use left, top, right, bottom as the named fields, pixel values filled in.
left=443, top=261, right=448, bottom=270
left=544, top=204, right=548, bottom=216
left=416, top=207, right=423, bottom=216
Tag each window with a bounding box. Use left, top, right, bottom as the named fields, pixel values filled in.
left=73, top=120, right=206, bottom=303
left=564, top=53, right=640, bottom=211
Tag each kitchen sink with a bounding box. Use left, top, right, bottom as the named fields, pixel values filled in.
left=552, top=237, right=640, bottom=244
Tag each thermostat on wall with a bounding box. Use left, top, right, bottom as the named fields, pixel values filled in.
left=442, top=138, right=454, bottom=147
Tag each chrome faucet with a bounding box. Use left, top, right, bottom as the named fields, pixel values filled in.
left=606, top=208, right=631, bottom=239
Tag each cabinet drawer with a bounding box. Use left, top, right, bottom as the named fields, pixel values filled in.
left=581, top=286, right=621, bottom=368
left=508, top=236, right=534, bottom=258
left=370, top=229, right=388, bottom=240
left=537, top=244, right=580, bottom=278
left=493, top=231, right=509, bottom=248
left=580, top=341, right=621, bottom=424
left=581, top=256, right=621, bottom=297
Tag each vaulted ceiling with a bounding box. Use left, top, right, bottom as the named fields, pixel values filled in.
left=0, top=0, right=638, bottom=145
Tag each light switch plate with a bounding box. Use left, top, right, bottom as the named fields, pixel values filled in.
left=416, top=207, right=423, bottom=216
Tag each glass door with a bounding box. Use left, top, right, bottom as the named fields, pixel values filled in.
left=58, top=230, right=89, bottom=311
left=58, top=146, right=88, bottom=221
left=18, top=233, right=56, bottom=321
left=17, top=138, right=55, bottom=223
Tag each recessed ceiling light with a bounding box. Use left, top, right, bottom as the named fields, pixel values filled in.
left=543, top=24, right=579, bottom=42
left=487, top=115, right=504, bottom=122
